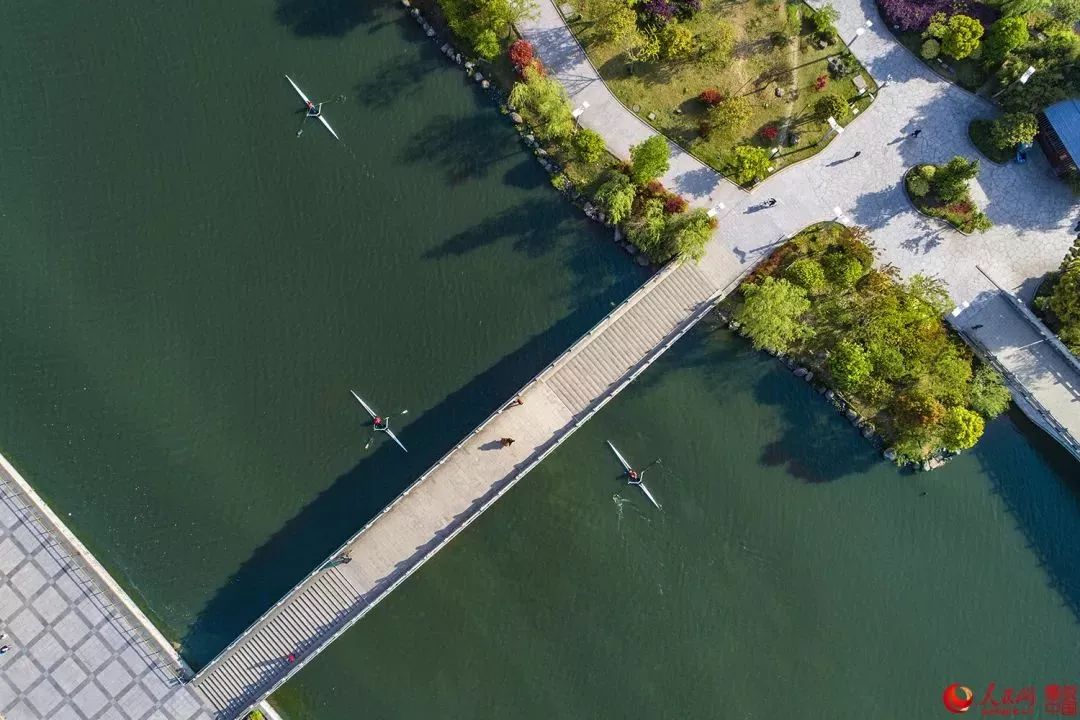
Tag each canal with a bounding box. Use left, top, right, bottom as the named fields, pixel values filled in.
left=0, top=0, right=1077, bottom=718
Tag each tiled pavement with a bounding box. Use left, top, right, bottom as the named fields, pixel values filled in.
left=0, top=471, right=214, bottom=720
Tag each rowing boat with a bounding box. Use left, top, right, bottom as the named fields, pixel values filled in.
left=606, top=441, right=661, bottom=510
left=285, top=74, right=340, bottom=141
left=351, top=390, right=408, bottom=453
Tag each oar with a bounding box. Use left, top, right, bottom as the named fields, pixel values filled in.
left=295, top=114, right=308, bottom=138
left=639, top=458, right=662, bottom=479
left=362, top=427, right=375, bottom=450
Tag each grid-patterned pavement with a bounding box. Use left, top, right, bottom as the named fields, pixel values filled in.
left=0, top=475, right=214, bottom=720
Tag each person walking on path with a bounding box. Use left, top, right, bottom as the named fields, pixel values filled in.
left=500, top=437, right=515, bottom=447
left=852, top=151, right=862, bottom=159
left=909, top=128, right=922, bottom=139
left=763, top=198, right=777, bottom=208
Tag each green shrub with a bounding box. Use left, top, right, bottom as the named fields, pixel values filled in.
left=551, top=173, right=569, bottom=191
left=709, top=96, right=754, bottom=136
left=629, top=135, right=670, bottom=185
left=734, top=276, right=813, bottom=353
left=941, top=406, right=985, bottom=450
left=786, top=3, right=801, bottom=31
left=989, top=112, right=1038, bottom=150
left=822, top=252, right=865, bottom=287
left=572, top=128, right=607, bottom=165
left=814, top=93, right=851, bottom=122
left=727, top=145, right=772, bottom=185
left=969, top=366, right=1011, bottom=418
left=918, top=164, right=936, bottom=181
left=785, top=257, right=827, bottom=293
left=659, top=22, right=696, bottom=60
left=921, top=38, right=941, bottom=59
left=829, top=339, right=873, bottom=393
left=594, top=171, right=636, bottom=224
left=907, top=174, right=930, bottom=197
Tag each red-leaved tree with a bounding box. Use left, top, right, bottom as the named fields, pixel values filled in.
left=509, top=40, right=535, bottom=72
left=664, top=194, right=689, bottom=213
left=699, top=88, right=724, bottom=107
left=760, top=125, right=779, bottom=140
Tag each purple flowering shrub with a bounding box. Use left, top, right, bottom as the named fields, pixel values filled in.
left=640, top=0, right=700, bottom=23
left=878, top=0, right=964, bottom=31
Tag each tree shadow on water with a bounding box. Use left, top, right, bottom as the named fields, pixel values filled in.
left=181, top=303, right=616, bottom=667
left=753, top=364, right=883, bottom=483
left=423, top=198, right=576, bottom=260
left=401, top=113, right=521, bottom=185
left=275, top=0, right=383, bottom=37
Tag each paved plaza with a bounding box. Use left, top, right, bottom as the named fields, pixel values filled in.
left=519, top=0, right=1080, bottom=455
left=0, top=457, right=214, bottom=720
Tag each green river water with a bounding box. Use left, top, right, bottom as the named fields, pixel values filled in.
left=0, top=1, right=1078, bottom=718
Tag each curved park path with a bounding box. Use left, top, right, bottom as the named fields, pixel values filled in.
left=519, top=0, right=1080, bottom=456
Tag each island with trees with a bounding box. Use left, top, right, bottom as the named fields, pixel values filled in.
left=726, top=222, right=1011, bottom=462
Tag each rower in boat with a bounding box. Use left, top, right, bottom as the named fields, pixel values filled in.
left=305, top=99, right=321, bottom=117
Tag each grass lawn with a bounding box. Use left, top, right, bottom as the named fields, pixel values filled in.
left=567, top=0, right=876, bottom=180
left=967, top=118, right=1011, bottom=164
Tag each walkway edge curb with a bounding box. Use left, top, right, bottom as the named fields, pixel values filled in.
left=0, top=450, right=190, bottom=677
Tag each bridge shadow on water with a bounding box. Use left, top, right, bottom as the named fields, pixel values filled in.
left=973, top=411, right=1080, bottom=624
left=180, top=302, right=626, bottom=669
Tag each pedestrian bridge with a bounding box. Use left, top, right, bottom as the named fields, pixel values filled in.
left=191, top=252, right=743, bottom=718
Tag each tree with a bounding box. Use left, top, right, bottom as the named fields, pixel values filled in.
left=969, top=366, right=1011, bottom=418
left=812, top=4, right=839, bottom=38
left=509, top=39, right=535, bottom=71
left=508, top=66, right=575, bottom=141
left=814, top=93, right=851, bottom=122
left=989, top=112, right=1038, bottom=149
left=587, top=0, right=639, bottom=45
left=937, top=12, right=989, bottom=59
left=665, top=209, right=713, bottom=263
left=630, top=135, right=670, bottom=185
left=1048, top=259, right=1080, bottom=353
left=941, top=406, right=985, bottom=450
left=921, top=38, right=941, bottom=59
left=822, top=253, right=866, bottom=288
left=709, top=96, right=753, bottom=135
left=734, top=277, right=813, bottom=353
left=659, top=21, right=696, bottom=60
left=594, top=172, right=636, bottom=224
left=727, top=145, right=771, bottom=185
left=474, top=29, right=502, bottom=60
left=572, top=128, right=607, bottom=164
left=1001, top=0, right=1051, bottom=16
left=931, top=156, right=980, bottom=203
left=926, top=13, right=983, bottom=60
left=786, top=259, right=825, bottom=293
left=907, top=174, right=930, bottom=196
left=627, top=198, right=668, bottom=257
left=982, top=17, right=1028, bottom=67
left=700, top=19, right=736, bottom=67
left=892, top=389, right=946, bottom=430
left=829, top=339, right=873, bottom=393
left=1052, top=0, right=1080, bottom=23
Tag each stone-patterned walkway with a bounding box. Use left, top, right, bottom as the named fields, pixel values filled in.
left=519, top=0, right=1080, bottom=454
left=0, top=456, right=214, bottom=720
left=520, top=0, right=1078, bottom=305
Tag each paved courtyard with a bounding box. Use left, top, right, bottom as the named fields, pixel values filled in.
left=521, top=0, right=1078, bottom=306
left=519, top=0, right=1080, bottom=456
left=0, top=458, right=214, bottom=720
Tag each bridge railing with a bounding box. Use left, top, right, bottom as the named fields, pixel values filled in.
left=194, top=260, right=688, bottom=686
left=219, top=263, right=749, bottom=719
